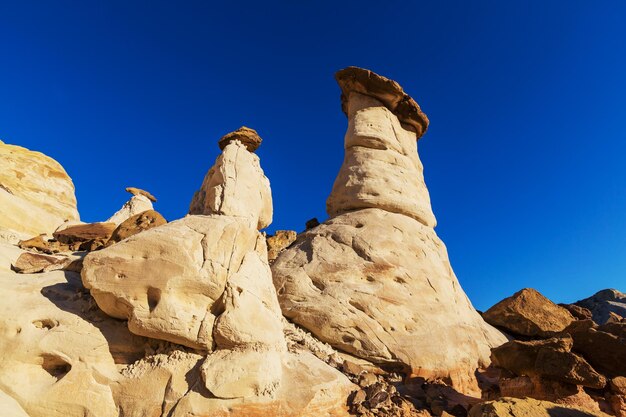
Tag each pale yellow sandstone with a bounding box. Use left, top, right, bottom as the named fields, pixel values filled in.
left=0, top=142, right=79, bottom=241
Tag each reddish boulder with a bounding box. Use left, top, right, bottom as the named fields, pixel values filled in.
left=483, top=288, right=575, bottom=338
left=491, top=336, right=606, bottom=389
left=564, top=320, right=626, bottom=378
left=106, top=210, right=166, bottom=246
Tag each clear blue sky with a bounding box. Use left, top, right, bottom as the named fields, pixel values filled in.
left=1, top=1, right=625, bottom=310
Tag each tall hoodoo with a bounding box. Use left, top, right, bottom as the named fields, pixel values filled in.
left=272, top=67, right=506, bottom=395
left=327, top=67, right=436, bottom=227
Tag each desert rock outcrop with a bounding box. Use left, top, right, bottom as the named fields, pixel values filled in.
left=0, top=141, right=79, bottom=242
left=575, top=289, right=626, bottom=324
left=272, top=67, right=506, bottom=394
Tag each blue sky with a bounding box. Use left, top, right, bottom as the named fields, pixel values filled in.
left=1, top=1, right=625, bottom=310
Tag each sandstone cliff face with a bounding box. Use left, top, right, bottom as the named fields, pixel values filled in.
left=272, top=67, right=506, bottom=395
left=0, top=141, right=79, bottom=242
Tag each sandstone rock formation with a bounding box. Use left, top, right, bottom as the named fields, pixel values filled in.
left=106, top=194, right=154, bottom=226
left=327, top=69, right=435, bottom=227
left=81, top=129, right=354, bottom=413
left=483, top=288, right=575, bottom=337
left=0, top=141, right=79, bottom=242
left=272, top=67, right=506, bottom=395
left=189, top=130, right=272, bottom=230
left=575, top=289, right=626, bottom=324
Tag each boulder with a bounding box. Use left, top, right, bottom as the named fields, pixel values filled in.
left=82, top=214, right=259, bottom=349
left=273, top=68, right=505, bottom=395
left=11, top=252, right=82, bottom=274
left=575, top=289, right=626, bottom=325
left=0, top=142, right=79, bottom=242
left=560, top=303, right=594, bottom=321
left=171, top=351, right=354, bottom=417
left=469, top=397, right=611, bottom=417
left=491, top=336, right=606, bottom=389
left=612, top=377, right=626, bottom=396
left=609, top=377, right=626, bottom=417
left=125, top=186, right=157, bottom=202
left=189, top=138, right=272, bottom=230
left=483, top=288, right=575, bottom=337
left=106, top=194, right=154, bottom=226
left=53, top=222, right=116, bottom=244
left=52, top=222, right=116, bottom=251
left=217, top=126, right=262, bottom=152
left=564, top=320, right=626, bottom=378
left=266, top=230, right=296, bottom=262
left=18, top=235, right=66, bottom=254
left=106, top=209, right=166, bottom=246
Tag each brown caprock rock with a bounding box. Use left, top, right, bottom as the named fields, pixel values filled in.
left=217, top=126, right=262, bottom=152
left=272, top=67, right=506, bottom=395
left=125, top=186, right=157, bottom=202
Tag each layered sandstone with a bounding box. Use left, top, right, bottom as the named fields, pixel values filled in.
left=0, top=141, right=79, bottom=242
left=272, top=67, right=506, bottom=395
